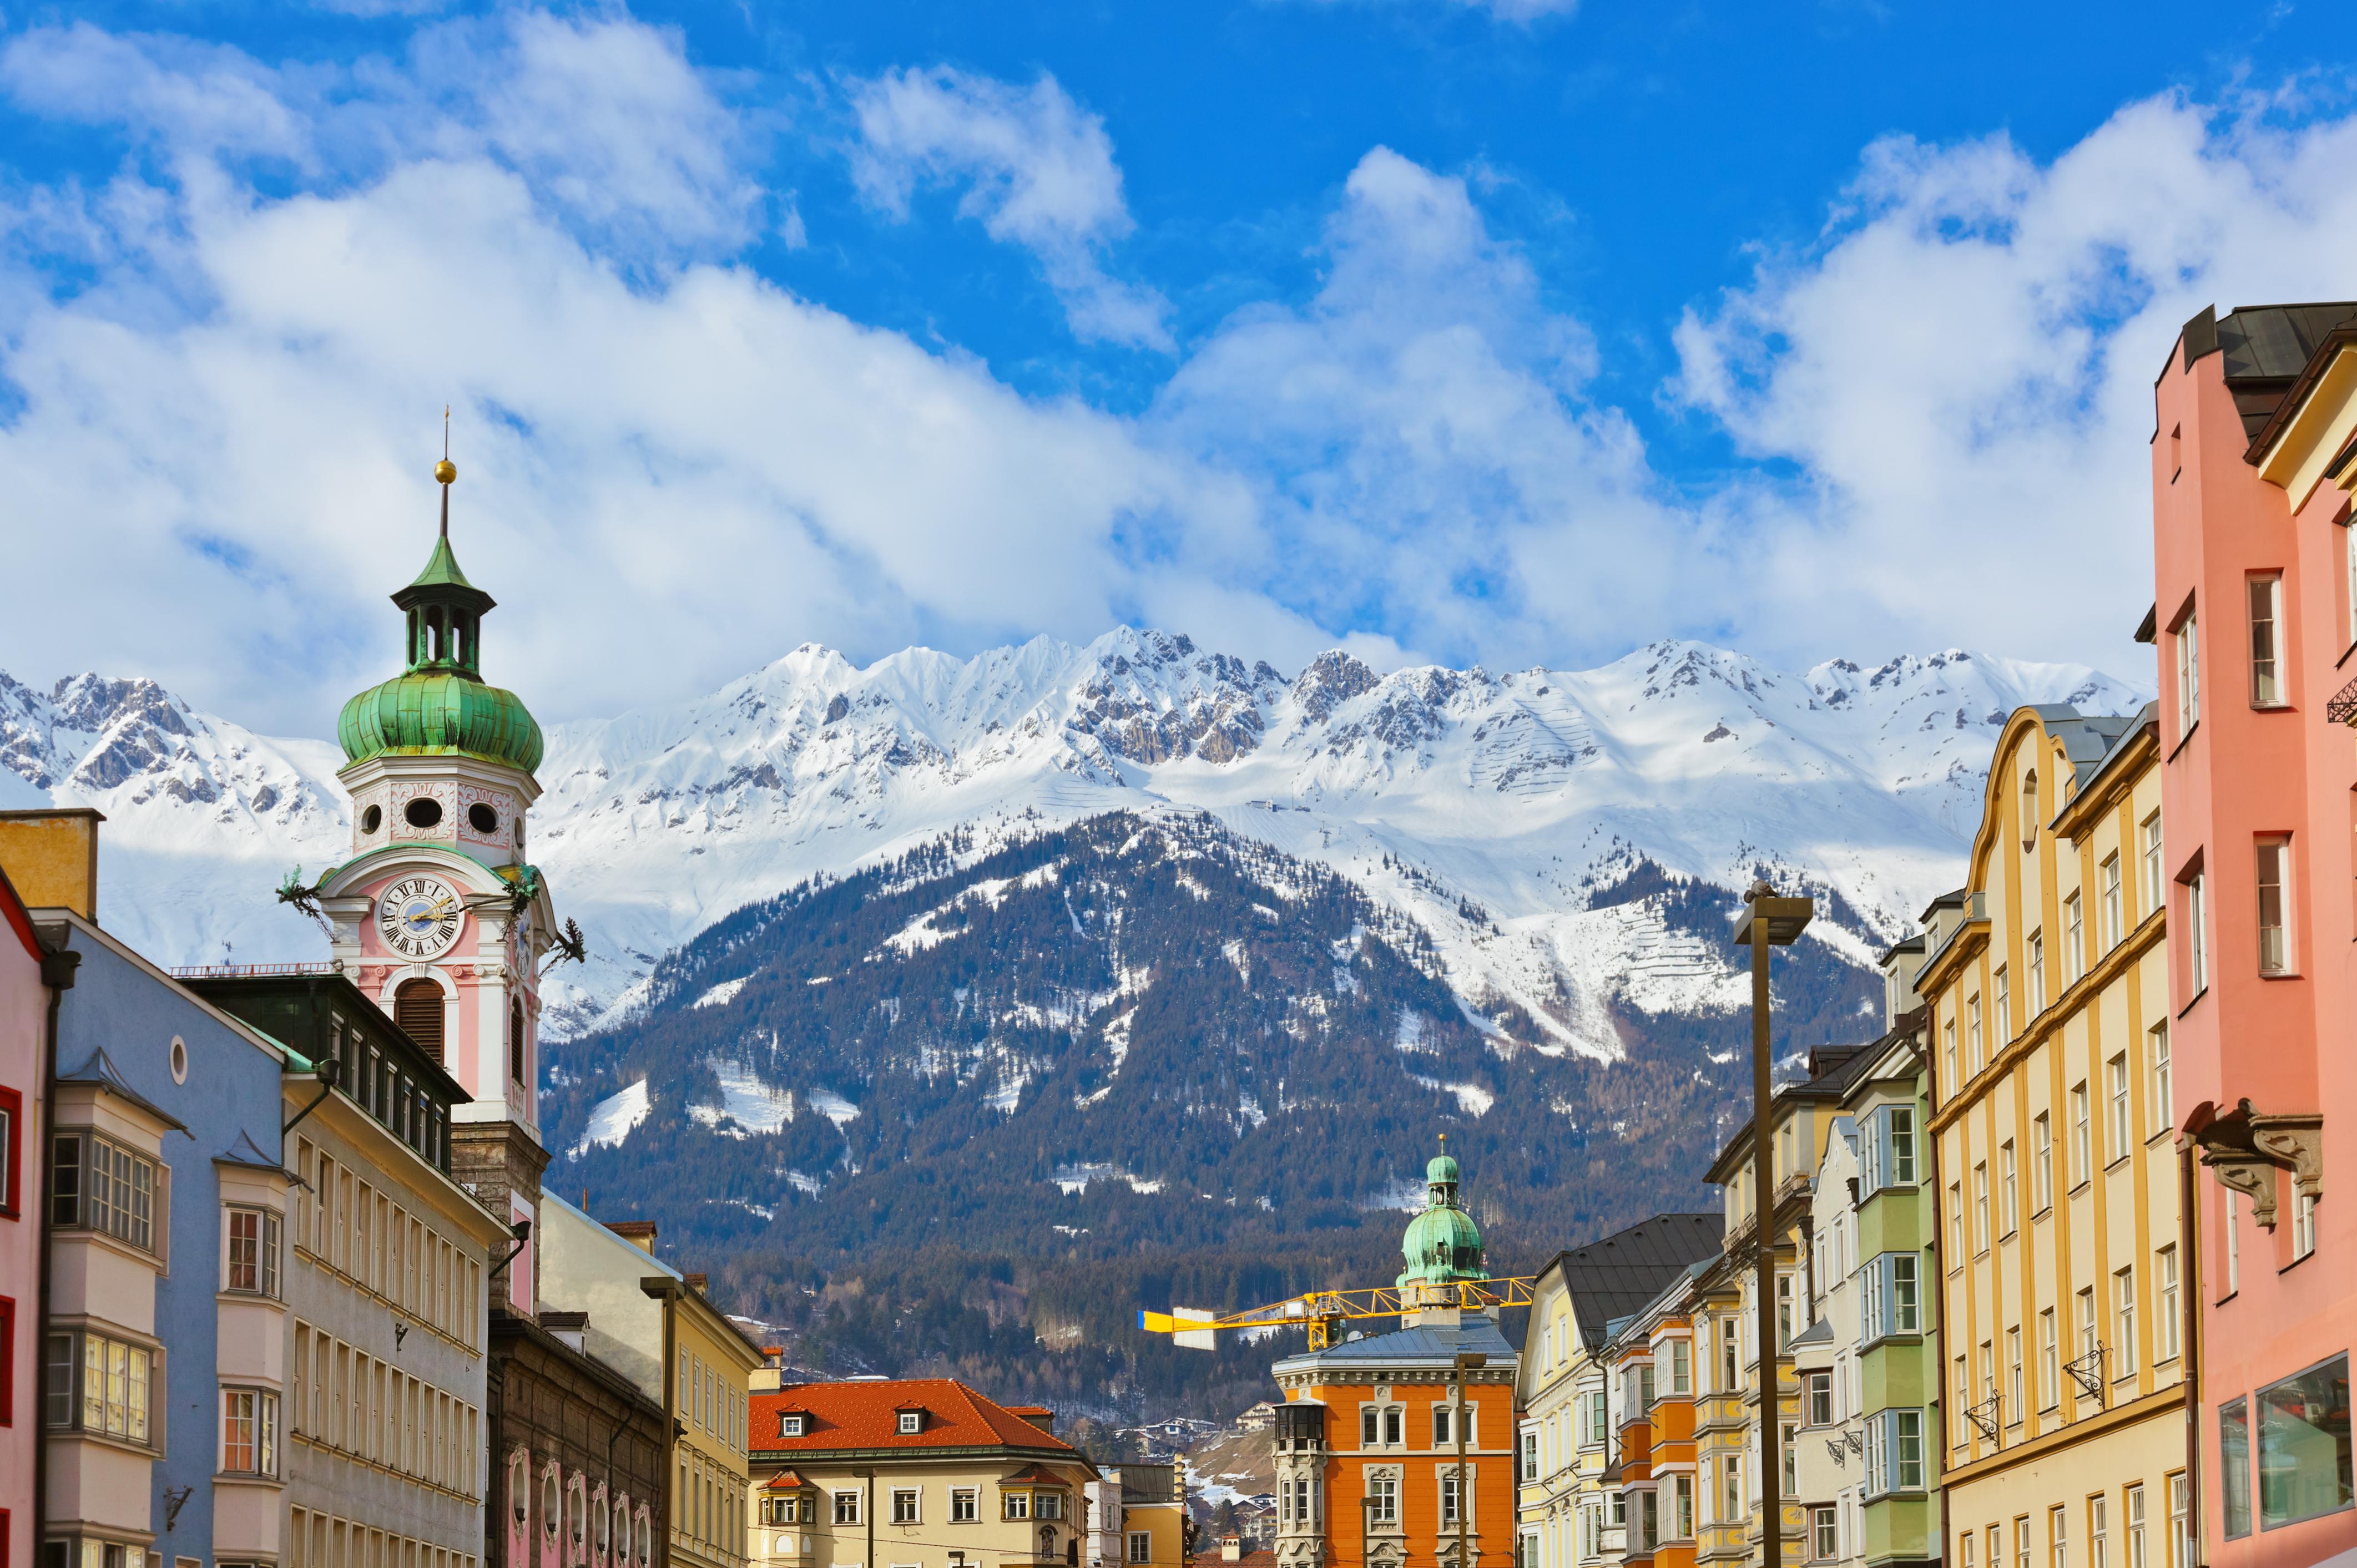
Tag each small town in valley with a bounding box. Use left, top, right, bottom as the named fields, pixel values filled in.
left=4, top=9, right=2357, bottom=1568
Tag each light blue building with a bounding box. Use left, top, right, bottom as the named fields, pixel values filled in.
left=41, top=903, right=292, bottom=1568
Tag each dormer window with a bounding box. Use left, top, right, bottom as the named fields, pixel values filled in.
left=780, top=1414, right=806, bottom=1438
left=898, top=1410, right=924, bottom=1435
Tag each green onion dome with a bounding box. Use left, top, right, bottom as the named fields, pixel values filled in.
left=337, top=517, right=543, bottom=775
left=337, top=670, right=544, bottom=774
left=1397, top=1147, right=1486, bottom=1287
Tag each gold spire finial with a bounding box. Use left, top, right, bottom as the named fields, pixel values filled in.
left=435, top=406, right=456, bottom=539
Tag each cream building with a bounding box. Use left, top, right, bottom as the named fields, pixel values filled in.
left=188, top=970, right=512, bottom=1568
left=1515, top=1215, right=1721, bottom=1568
left=1917, top=704, right=2192, bottom=1568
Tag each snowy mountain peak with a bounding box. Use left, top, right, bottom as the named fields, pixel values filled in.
left=0, top=631, right=2151, bottom=1048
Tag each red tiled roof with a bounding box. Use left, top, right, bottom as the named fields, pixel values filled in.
left=761, top=1470, right=809, bottom=1490
left=750, top=1379, right=1090, bottom=1464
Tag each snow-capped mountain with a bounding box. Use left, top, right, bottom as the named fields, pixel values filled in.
left=0, top=633, right=2148, bottom=1051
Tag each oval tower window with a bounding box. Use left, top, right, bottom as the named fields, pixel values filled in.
left=405, top=797, right=444, bottom=829
left=468, top=802, right=499, bottom=834
left=360, top=804, right=383, bottom=834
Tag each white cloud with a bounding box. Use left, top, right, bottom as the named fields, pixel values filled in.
left=1672, top=92, right=2357, bottom=671
left=9, top=10, right=2357, bottom=745
left=1150, top=146, right=1706, bottom=669
left=847, top=66, right=1172, bottom=349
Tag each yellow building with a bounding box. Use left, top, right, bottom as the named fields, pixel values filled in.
left=536, top=1200, right=768, bottom=1568
left=1917, top=704, right=2191, bottom=1568
left=1087, top=1462, right=1190, bottom=1568
left=1515, top=1215, right=1720, bottom=1568
left=748, top=1379, right=1100, bottom=1568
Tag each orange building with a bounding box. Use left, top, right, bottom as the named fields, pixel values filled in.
left=1269, top=1155, right=1520, bottom=1568
left=1597, top=1281, right=1702, bottom=1568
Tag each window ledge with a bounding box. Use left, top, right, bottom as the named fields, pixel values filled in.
left=2178, top=985, right=2209, bottom=1020
left=2259, top=969, right=2302, bottom=981
left=2167, top=722, right=2200, bottom=763
left=2279, top=1250, right=2317, bottom=1276
left=2106, top=1156, right=2132, bottom=1174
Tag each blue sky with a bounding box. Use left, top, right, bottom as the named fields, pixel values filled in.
left=0, top=0, right=2349, bottom=728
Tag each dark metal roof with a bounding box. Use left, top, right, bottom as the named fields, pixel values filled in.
left=1538, top=1212, right=1723, bottom=1350
left=2215, top=302, right=2357, bottom=440
left=1273, top=1313, right=1517, bottom=1372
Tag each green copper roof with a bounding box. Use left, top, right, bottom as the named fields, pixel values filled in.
left=339, top=670, right=544, bottom=772
left=1397, top=1151, right=1486, bottom=1288
left=339, top=530, right=541, bottom=773
left=407, top=535, right=478, bottom=593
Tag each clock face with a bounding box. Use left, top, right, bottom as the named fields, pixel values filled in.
left=377, top=874, right=465, bottom=960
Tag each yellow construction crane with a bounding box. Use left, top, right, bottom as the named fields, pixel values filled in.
left=1138, top=1276, right=1538, bottom=1351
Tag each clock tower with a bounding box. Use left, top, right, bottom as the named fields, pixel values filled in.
left=316, top=451, right=558, bottom=1311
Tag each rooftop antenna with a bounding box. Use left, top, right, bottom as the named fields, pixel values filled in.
left=435, top=405, right=457, bottom=539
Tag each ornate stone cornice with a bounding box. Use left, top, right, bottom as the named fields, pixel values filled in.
left=2194, top=1099, right=2324, bottom=1230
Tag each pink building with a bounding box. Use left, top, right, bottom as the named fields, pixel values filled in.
left=2150, top=302, right=2357, bottom=1568
left=0, top=869, right=45, bottom=1568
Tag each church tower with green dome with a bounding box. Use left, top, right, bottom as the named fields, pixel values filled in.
left=311, top=448, right=562, bottom=1313
left=1397, top=1146, right=1488, bottom=1292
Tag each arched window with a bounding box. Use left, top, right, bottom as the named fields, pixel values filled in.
left=511, top=996, right=528, bottom=1085
left=2020, top=769, right=2039, bottom=852
left=543, top=1465, right=563, bottom=1541
left=395, top=979, right=446, bottom=1064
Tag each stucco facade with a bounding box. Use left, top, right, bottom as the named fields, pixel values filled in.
left=1, top=868, right=49, bottom=1568
left=2149, top=302, right=2357, bottom=1568
left=26, top=906, right=292, bottom=1568
left=1920, top=706, right=2188, bottom=1568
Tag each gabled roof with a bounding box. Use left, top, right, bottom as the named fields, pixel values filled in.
left=761, top=1470, right=810, bottom=1490
left=1533, top=1212, right=1722, bottom=1351
left=750, top=1378, right=1092, bottom=1469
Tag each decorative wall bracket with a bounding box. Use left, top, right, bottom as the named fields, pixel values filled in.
left=2196, top=1100, right=2324, bottom=1230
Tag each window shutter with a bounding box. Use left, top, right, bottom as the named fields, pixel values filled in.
left=393, top=982, right=446, bottom=1063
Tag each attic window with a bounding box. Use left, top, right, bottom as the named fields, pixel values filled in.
left=2020, top=770, right=2038, bottom=853
left=780, top=1414, right=805, bottom=1438
left=898, top=1411, right=923, bottom=1435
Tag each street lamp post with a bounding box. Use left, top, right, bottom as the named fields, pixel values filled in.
left=1733, top=879, right=1811, bottom=1568
left=1452, top=1352, right=1487, bottom=1568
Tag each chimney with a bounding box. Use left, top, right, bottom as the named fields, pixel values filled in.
left=0, top=808, right=104, bottom=921
left=685, top=1272, right=709, bottom=1293
left=608, top=1220, right=658, bottom=1252
left=1222, top=1540, right=1242, bottom=1562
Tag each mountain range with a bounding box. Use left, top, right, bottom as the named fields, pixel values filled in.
left=1, top=630, right=2148, bottom=1417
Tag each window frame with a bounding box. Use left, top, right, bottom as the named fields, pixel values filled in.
left=48, top=1130, right=161, bottom=1255
left=0, top=1085, right=20, bottom=1217
left=834, top=1491, right=862, bottom=1526
left=43, top=1328, right=157, bottom=1446
left=2254, top=1352, right=2353, bottom=1531
left=890, top=1488, right=921, bottom=1525
left=2176, top=610, right=2200, bottom=736
left=223, top=1206, right=282, bottom=1299
left=950, top=1488, right=978, bottom=1524
left=2255, top=838, right=2291, bottom=976
left=220, top=1385, right=280, bottom=1478
left=2248, top=573, right=2285, bottom=707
